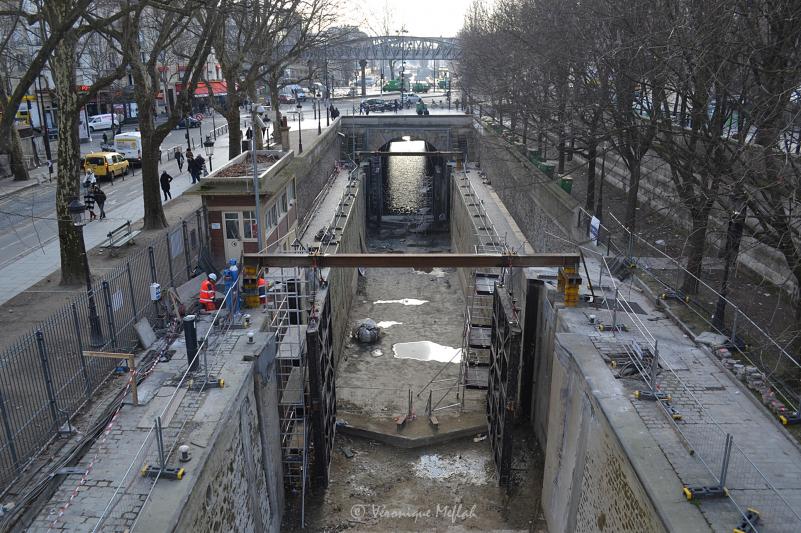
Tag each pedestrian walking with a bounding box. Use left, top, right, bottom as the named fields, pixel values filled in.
left=92, top=184, right=107, bottom=219
left=83, top=187, right=97, bottom=221
left=186, top=149, right=194, bottom=162
left=160, top=170, right=173, bottom=201
left=102, top=132, right=108, bottom=145
left=195, top=153, right=207, bottom=177
left=175, top=147, right=184, bottom=172
left=246, top=127, right=253, bottom=141
left=83, top=168, right=96, bottom=189
left=187, top=156, right=199, bottom=184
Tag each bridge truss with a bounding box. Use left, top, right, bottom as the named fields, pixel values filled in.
left=302, top=36, right=460, bottom=61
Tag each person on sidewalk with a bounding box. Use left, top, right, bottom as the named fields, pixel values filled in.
left=187, top=155, right=199, bottom=184
left=194, top=153, right=207, bottom=178
left=83, top=168, right=96, bottom=189
left=91, top=184, right=107, bottom=219
left=175, top=147, right=184, bottom=172
left=199, top=273, right=218, bottom=311
left=83, top=187, right=97, bottom=221
left=160, top=170, right=173, bottom=201
left=246, top=127, right=253, bottom=141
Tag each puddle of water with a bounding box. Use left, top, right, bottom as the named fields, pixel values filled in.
left=373, top=298, right=429, bottom=306
left=371, top=349, right=383, bottom=357
left=375, top=320, right=402, bottom=328
left=412, top=267, right=447, bottom=278
left=392, top=341, right=462, bottom=363
left=413, top=453, right=489, bottom=485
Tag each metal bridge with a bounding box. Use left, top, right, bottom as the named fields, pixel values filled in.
left=302, top=35, right=460, bottom=61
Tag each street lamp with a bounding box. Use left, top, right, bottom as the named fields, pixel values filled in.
left=68, top=197, right=104, bottom=347
left=296, top=102, right=303, bottom=153
left=317, top=95, right=322, bottom=134
left=397, top=27, right=409, bottom=108
left=203, top=135, right=215, bottom=172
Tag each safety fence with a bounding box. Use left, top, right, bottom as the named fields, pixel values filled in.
left=89, top=284, right=235, bottom=532
left=571, top=209, right=801, bottom=532
left=0, top=207, right=210, bottom=495
left=577, top=208, right=801, bottom=416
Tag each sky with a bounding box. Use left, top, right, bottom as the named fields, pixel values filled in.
left=342, top=0, right=480, bottom=37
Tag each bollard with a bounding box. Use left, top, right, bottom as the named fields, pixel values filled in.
left=184, top=315, right=199, bottom=371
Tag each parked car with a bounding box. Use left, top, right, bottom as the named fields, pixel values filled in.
left=278, top=93, right=296, bottom=104
left=83, top=151, right=129, bottom=180
left=404, top=93, right=422, bottom=105
left=363, top=98, right=390, bottom=112
left=175, top=116, right=201, bottom=129
left=87, top=114, right=114, bottom=132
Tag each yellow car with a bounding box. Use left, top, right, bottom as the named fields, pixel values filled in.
left=83, top=151, right=129, bottom=181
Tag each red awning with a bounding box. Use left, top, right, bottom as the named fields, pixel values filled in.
left=175, top=81, right=228, bottom=97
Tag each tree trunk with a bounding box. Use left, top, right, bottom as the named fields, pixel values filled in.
left=681, top=201, right=712, bottom=295
left=713, top=202, right=746, bottom=329
left=624, top=159, right=641, bottom=233
left=136, top=101, right=167, bottom=230
left=51, top=30, right=85, bottom=285
left=225, top=96, right=242, bottom=159
left=269, top=81, right=283, bottom=147
left=585, top=142, right=596, bottom=212
left=0, top=78, right=31, bottom=181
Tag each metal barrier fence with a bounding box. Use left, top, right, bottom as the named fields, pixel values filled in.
left=570, top=209, right=801, bottom=531
left=0, top=208, right=209, bottom=495
left=577, top=207, right=801, bottom=415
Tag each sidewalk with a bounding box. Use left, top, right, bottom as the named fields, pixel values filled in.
left=0, top=133, right=234, bottom=307
left=0, top=167, right=51, bottom=199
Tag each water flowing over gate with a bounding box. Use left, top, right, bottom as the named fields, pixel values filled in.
left=487, top=283, right=522, bottom=485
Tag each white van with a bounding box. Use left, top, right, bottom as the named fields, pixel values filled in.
left=114, top=132, right=142, bottom=165
left=89, top=113, right=120, bottom=132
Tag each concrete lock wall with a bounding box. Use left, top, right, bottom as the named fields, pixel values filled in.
left=474, top=120, right=583, bottom=253
left=287, top=118, right=343, bottom=223
left=540, top=333, right=705, bottom=533
left=139, top=337, right=284, bottom=533
left=324, top=173, right=366, bottom=364
left=449, top=172, right=479, bottom=296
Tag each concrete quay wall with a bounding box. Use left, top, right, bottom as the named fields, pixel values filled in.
left=137, top=331, right=284, bottom=533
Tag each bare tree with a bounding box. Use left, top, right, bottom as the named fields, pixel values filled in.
left=113, top=0, right=223, bottom=230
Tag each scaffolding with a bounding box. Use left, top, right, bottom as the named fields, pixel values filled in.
left=457, top=167, right=509, bottom=399
left=265, top=265, right=317, bottom=526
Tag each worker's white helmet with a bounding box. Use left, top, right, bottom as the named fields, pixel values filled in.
left=208, top=273, right=217, bottom=281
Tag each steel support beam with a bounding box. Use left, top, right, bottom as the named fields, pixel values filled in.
left=244, top=253, right=579, bottom=269
left=356, top=151, right=463, bottom=157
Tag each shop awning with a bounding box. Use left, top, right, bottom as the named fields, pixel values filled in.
left=175, top=81, right=228, bottom=97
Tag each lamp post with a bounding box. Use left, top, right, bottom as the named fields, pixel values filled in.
left=203, top=135, right=215, bottom=172
left=68, top=198, right=104, bottom=347
left=317, top=95, right=322, bottom=134
left=398, top=27, right=408, bottom=108
left=296, top=102, right=303, bottom=153
left=184, top=112, right=191, bottom=150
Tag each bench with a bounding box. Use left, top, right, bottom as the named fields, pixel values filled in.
left=105, top=220, right=140, bottom=255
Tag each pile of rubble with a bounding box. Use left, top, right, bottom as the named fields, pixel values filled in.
left=700, top=332, right=788, bottom=416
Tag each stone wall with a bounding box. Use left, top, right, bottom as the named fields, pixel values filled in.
left=321, top=171, right=366, bottom=365
left=541, top=333, right=707, bottom=533
left=139, top=334, right=284, bottom=533
left=285, top=119, right=343, bottom=224
left=475, top=122, right=582, bottom=253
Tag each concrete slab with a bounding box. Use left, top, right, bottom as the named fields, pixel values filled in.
left=136, top=386, right=186, bottom=428
left=134, top=317, right=157, bottom=349
left=338, top=411, right=487, bottom=448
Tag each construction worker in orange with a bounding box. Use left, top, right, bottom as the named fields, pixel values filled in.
left=200, top=273, right=218, bottom=311
left=258, top=272, right=269, bottom=313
